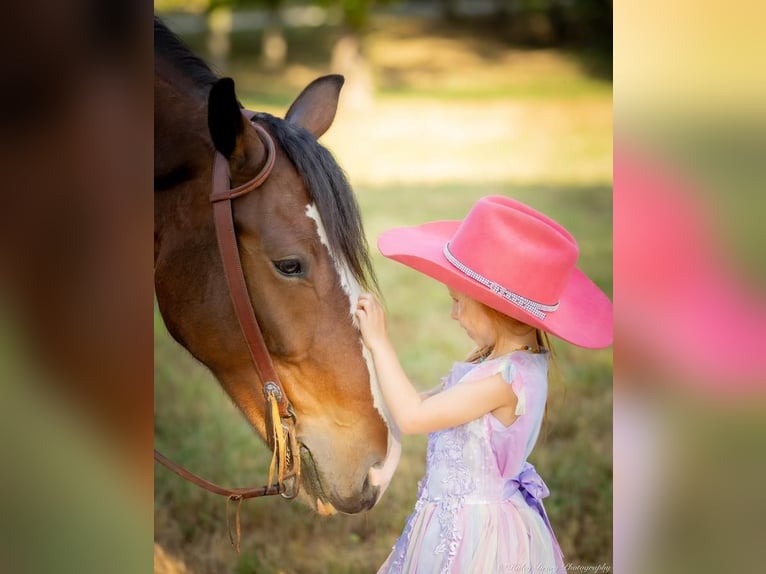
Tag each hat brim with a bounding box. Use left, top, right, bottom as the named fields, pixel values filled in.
left=378, top=221, right=613, bottom=349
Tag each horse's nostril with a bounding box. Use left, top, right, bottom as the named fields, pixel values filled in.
left=362, top=475, right=380, bottom=510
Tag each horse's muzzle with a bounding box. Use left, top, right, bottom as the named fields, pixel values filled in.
left=298, top=444, right=380, bottom=514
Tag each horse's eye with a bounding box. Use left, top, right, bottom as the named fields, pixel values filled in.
left=273, top=258, right=304, bottom=277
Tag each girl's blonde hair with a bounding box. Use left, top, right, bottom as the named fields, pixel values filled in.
left=464, top=299, right=552, bottom=363
left=461, top=296, right=561, bottom=435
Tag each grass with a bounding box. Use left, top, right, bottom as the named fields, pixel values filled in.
left=155, top=11, right=612, bottom=573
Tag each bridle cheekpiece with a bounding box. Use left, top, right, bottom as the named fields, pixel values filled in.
left=155, top=111, right=300, bottom=552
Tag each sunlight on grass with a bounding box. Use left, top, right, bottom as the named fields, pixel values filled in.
left=318, top=98, right=612, bottom=187
left=367, top=28, right=610, bottom=100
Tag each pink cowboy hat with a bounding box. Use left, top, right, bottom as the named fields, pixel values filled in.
left=378, top=195, right=613, bottom=349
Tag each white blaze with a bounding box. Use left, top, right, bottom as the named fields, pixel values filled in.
left=305, top=203, right=401, bottom=495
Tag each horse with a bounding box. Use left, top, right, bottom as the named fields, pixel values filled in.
left=154, top=17, right=399, bottom=516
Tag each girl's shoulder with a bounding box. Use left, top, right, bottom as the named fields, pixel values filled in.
left=461, top=351, right=548, bottom=417
left=464, top=350, right=548, bottom=380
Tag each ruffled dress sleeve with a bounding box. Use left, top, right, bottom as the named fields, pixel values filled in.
left=492, top=358, right=525, bottom=416
left=459, top=356, right=525, bottom=416
left=482, top=353, right=550, bottom=479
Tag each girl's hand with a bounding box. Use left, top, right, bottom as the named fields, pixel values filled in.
left=355, top=293, right=389, bottom=351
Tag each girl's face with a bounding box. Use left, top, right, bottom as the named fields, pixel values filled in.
left=448, top=288, right=495, bottom=348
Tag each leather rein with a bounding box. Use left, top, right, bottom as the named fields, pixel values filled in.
left=154, top=111, right=301, bottom=549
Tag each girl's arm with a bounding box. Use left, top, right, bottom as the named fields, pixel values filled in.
left=356, top=293, right=518, bottom=434
left=419, top=384, right=443, bottom=399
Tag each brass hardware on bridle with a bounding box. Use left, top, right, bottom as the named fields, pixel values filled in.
left=154, top=111, right=301, bottom=552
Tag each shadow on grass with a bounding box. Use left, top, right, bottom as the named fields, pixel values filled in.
left=383, top=11, right=612, bottom=81
left=163, top=11, right=610, bottom=107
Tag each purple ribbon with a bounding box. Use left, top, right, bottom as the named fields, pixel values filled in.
left=503, top=462, right=561, bottom=552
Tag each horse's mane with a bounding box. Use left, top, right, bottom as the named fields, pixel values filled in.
left=154, top=17, right=375, bottom=290
left=254, top=113, right=378, bottom=292
left=154, top=16, right=218, bottom=88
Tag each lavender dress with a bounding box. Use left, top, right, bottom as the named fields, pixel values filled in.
left=378, top=352, right=566, bottom=574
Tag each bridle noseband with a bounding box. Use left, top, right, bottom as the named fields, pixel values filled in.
left=154, top=111, right=300, bottom=551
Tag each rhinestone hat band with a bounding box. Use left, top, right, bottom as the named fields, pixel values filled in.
left=443, top=243, right=560, bottom=320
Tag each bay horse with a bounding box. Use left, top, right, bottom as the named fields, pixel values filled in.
left=154, top=18, right=399, bottom=515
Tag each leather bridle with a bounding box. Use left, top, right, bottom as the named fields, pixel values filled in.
left=154, top=111, right=300, bottom=550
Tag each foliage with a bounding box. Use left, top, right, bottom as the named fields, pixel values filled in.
left=156, top=0, right=401, bottom=28
left=315, top=0, right=401, bottom=31
left=154, top=0, right=286, bottom=13
left=208, top=0, right=284, bottom=10
left=155, top=0, right=212, bottom=13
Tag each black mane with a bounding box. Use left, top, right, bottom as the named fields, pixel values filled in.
left=154, top=17, right=218, bottom=88
left=254, top=113, right=378, bottom=292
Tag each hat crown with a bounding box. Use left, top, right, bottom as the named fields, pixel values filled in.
left=448, top=196, right=578, bottom=305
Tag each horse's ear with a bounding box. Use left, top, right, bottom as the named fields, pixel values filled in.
left=285, top=75, right=344, bottom=138
left=208, top=78, right=244, bottom=158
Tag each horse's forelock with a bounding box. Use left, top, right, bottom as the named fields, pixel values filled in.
left=255, top=113, right=378, bottom=292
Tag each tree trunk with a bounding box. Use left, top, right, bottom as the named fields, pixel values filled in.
left=441, top=0, right=460, bottom=22
left=261, top=9, right=287, bottom=70
left=206, top=6, right=232, bottom=74
left=548, top=0, right=568, bottom=43
left=495, top=0, right=510, bottom=19
left=330, top=31, right=374, bottom=111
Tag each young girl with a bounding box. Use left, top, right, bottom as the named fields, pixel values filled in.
left=355, top=195, right=612, bottom=574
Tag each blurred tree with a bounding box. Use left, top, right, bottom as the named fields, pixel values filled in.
left=207, top=0, right=288, bottom=71
left=568, top=0, right=612, bottom=62
left=493, top=0, right=514, bottom=21
left=155, top=0, right=211, bottom=11
left=155, top=0, right=400, bottom=102
left=427, top=0, right=611, bottom=72
left=545, top=0, right=612, bottom=75
left=260, top=0, right=289, bottom=70
left=155, top=0, right=288, bottom=72
left=439, top=0, right=459, bottom=22
left=206, top=0, right=233, bottom=72
left=316, top=0, right=400, bottom=109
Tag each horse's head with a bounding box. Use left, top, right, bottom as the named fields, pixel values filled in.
left=154, top=65, right=400, bottom=514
